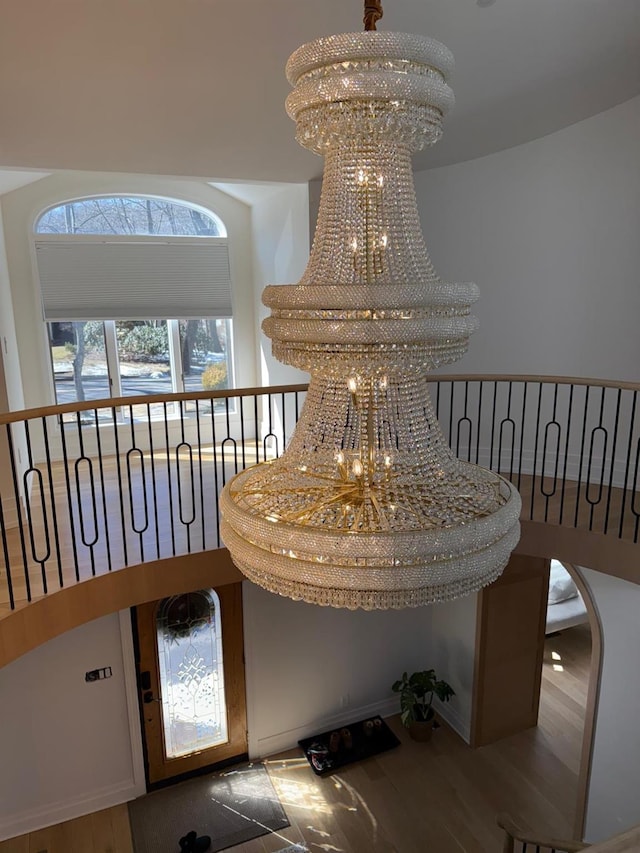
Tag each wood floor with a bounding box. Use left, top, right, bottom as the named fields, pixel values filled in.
left=0, top=626, right=591, bottom=853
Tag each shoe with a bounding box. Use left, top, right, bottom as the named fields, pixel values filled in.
left=329, top=730, right=341, bottom=753
left=179, top=830, right=211, bottom=852
left=340, top=727, right=353, bottom=749
left=307, top=741, right=332, bottom=773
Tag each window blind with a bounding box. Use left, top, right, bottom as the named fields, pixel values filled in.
left=35, top=236, right=233, bottom=320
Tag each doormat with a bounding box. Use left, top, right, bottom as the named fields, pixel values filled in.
left=299, top=714, right=400, bottom=776
left=128, top=762, right=289, bottom=853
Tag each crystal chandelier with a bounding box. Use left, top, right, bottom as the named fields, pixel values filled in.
left=220, top=1, right=521, bottom=609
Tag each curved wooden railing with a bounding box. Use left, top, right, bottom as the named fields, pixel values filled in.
left=498, top=814, right=640, bottom=852
left=1, top=375, right=639, bottom=616
left=498, top=813, right=590, bottom=851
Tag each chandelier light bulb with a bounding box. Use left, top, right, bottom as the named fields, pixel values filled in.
left=220, top=22, right=521, bottom=609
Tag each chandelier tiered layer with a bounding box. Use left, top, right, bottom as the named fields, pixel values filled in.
left=220, top=29, right=521, bottom=609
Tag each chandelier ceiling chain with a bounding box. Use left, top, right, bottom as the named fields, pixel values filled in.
left=220, top=5, right=521, bottom=610
left=364, top=0, right=384, bottom=31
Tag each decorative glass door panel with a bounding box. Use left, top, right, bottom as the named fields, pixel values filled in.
left=157, top=590, right=228, bottom=759
left=135, top=582, right=247, bottom=786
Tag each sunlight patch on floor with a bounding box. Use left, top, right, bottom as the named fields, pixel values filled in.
left=261, top=758, right=382, bottom=850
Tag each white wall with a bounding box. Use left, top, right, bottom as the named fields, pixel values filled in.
left=415, top=96, right=640, bottom=382
left=251, top=183, right=310, bottom=388
left=0, top=611, right=144, bottom=841
left=577, top=567, right=640, bottom=843
left=0, top=172, right=257, bottom=410
left=243, top=582, right=433, bottom=757
left=428, top=595, right=478, bottom=741
left=0, top=207, right=24, bottom=413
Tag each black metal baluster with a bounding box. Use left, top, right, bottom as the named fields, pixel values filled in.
left=195, top=400, right=206, bottom=552
left=574, top=385, right=591, bottom=529
left=281, top=391, right=287, bottom=453
left=558, top=384, right=575, bottom=526
left=8, top=421, right=35, bottom=600
left=223, top=396, right=239, bottom=475
left=516, top=381, right=528, bottom=491
left=618, top=390, right=637, bottom=540
left=630, top=437, right=640, bottom=543
left=75, top=411, right=99, bottom=576
left=0, top=496, right=14, bottom=610
left=540, top=384, right=561, bottom=524
left=263, top=393, right=278, bottom=460
left=529, top=383, right=544, bottom=521
left=585, top=387, right=608, bottom=532
left=254, top=394, right=260, bottom=465
left=603, top=387, right=622, bottom=535
left=448, top=381, right=455, bottom=447
left=125, top=446, right=149, bottom=562
left=146, top=403, right=161, bottom=560
left=93, top=409, right=112, bottom=572
left=210, top=395, right=221, bottom=547
left=490, top=382, right=498, bottom=471
left=239, top=395, right=247, bottom=471
left=163, top=401, right=176, bottom=557
left=455, top=381, right=472, bottom=462
left=111, top=406, right=129, bottom=567
left=56, top=418, right=80, bottom=581
left=176, top=400, right=195, bottom=553
left=282, top=393, right=289, bottom=453
left=475, top=381, right=483, bottom=465
left=127, top=406, right=148, bottom=562
left=40, top=417, right=64, bottom=588
left=497, top=382, right=516, bottom=482
left=22, top=420, right=51, bottom=593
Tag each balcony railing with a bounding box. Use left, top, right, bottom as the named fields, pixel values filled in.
left=1, top=376, right=639, bottom=614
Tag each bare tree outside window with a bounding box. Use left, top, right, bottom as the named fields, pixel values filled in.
left=37, top=196, right=224, bottom=237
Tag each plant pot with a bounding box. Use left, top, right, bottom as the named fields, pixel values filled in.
left=408, top=718, right=435, bottom=742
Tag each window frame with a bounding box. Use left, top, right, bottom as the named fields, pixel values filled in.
left=47, top=317, right=236, bottom=423
left=37, top=193, right=236, bottom=420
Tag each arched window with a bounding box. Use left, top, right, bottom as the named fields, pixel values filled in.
left=34, top=195, right=234, bottom=419
left=36, top=195, right=226, bottom=237
left=156, top=589, right=228, bottom=758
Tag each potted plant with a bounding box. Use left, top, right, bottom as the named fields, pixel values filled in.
left=392, top=669, right=455, bottom=742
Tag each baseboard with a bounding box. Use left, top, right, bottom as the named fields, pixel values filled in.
left=0, top=777, right=142, bottom=843
left=252, top=697, right=399, bottom=759
left=434, top=699, right=470, bottom=744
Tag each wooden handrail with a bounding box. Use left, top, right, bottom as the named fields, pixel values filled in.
left=429, top=374, right=640, bottom=393
left=498, top=814, right=590, bottom=852
left=2, top=374, right=639, bottom=427
left=0, top=383, right=310, bottom=426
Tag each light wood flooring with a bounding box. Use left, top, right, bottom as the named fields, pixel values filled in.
left=0, top=625, right=591, bottom=853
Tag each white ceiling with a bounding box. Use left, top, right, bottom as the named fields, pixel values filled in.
left=0, top=0, right=638, bottom=182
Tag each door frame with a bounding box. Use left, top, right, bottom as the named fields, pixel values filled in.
left=471, top=555, right=603, bottom=840
left=131, top=582, right=248, bottom=789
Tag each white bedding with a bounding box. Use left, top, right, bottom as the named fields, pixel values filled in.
left=545, top=560, right=588, bottom=634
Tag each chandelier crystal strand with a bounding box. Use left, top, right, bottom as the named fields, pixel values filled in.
left=220, top=29, right=521, bottom=610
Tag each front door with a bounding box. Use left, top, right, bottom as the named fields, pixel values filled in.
left=135, top=583, right=247, bottom=785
